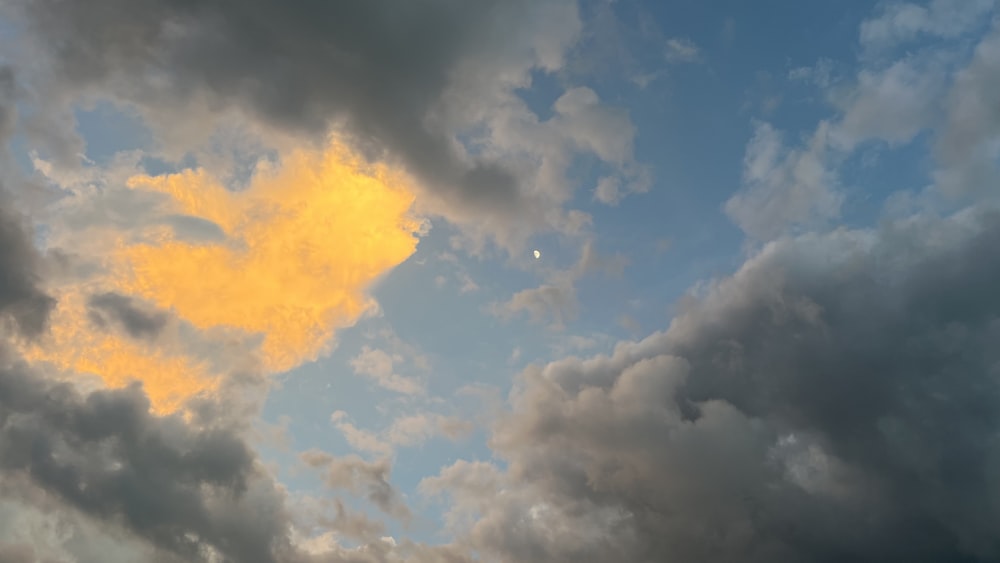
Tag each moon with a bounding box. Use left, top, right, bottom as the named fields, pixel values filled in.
left=533, top=250, right=541, bottom=259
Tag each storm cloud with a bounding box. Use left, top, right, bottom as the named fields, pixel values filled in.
left=431, top=206, right=1000, bottom=563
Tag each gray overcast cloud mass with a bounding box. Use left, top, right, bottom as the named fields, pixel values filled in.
left=467, top=207, right=1000, bottom=563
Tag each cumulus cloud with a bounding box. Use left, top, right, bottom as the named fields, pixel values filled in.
left=0, top=209, right=273, bottom=562
left=859, top=0, right=996, bottom=51
left=0, top=345, right=462, bottom=562
left=724, top=121, right=842, bottom=241
left=831, top=53, right=950, bottom=150
left=18, top=136, right=422, bottom=412
left=350, top=346, right=425, bottom=396
left=0, top=207, right=455, bottom=562
left=430, top=205, right=1000, bottom=562
left=0, top=201, right=56, bottom=338
left=5, top=0, right=643, bottom=251
left=934, top=20, right=1000, bottom=200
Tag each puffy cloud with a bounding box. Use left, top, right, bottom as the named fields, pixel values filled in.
left=0, top=204, right=448, bottom=561
left=0, top=79, right=56, bottom=338
left=350, top=347, right=424, bottom=396
left=0, top=341, right=472, bottom=562
left=0, top=200, right=56, bottom=338
left=115, top=139, right=422, bottom=373
left=6, top=0, right=642, bottom=251
left=935, top=21, right=1000, bottom=200
left=432, top=205, right=1000, bottom=562
left=831, top=54, right=950, bottom=150
left=22, top=137, right=422, bottom=411
left=859, top=0, right=996, bottom=51
left=725, top=122, right=842, bottom=241
left=0, top=365, right=291, bottom=562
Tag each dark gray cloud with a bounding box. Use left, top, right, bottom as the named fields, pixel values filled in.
left=0, top=200, right=56, bottom=338
left=87, top=291, right=168, bottom=340
left=440, top=206, right=1000, bottom=563
left=0, top=348, right=473, bottom=562
left=0, top=66, right=16, bottom=142
left=0, top=67, right=56, bottom=339
left=0, top=354, right=294, bottom=562
left=6, top=0, right=578, bottom=222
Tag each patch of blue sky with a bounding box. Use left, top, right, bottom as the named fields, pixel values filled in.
left=74, top=101, right=153, bottom=163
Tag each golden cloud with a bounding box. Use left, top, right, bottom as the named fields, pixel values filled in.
left=21, top=290, right=215, bottom=414
left=25, top=137, right=423, bottom=412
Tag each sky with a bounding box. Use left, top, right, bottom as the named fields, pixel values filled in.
left=0, top=0, right=999, bottom=561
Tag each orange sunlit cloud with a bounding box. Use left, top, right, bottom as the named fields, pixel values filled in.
left=21, top=290, right=216, bottom=414
left=25, top=137, right=423, bottom=412
left=119, top=137, right=424, bottom=373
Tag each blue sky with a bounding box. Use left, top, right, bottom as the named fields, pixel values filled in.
left=1, top=0, right=1000, bottom=561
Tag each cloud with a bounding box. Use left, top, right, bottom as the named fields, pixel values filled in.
left=21, top=136, right=422, bottom=412
left=494, top=283, right=579, bottom=329
left=494, top=240, right=627, bottom=328
left=330, top=411, right=393, bottom=458
left=831, top=53, right=950, bottom=150
left=934, top=21, right=1000, bottom=200
left=350, top=346, right=425, bottom=396
left=859, top=0, right=996, bottom=51
left=664, top=37, right=703, bottom=64
left=300, top=450, right=411, bottom=522
left=6, top=0, right=643, bottom=252
left=0, top=83, right=56, bottom=339
left=386, top=413, right=474, bottom=446
left=0, top=199, right=56, bottom=339
left=0, top=357, right=297, bottom=563
left=116, top=139, right=422, bottom=373
left=86, top=292, right=168, bottom=340
left=0, top=339, right=474, bottom=562
left=331, top=411, right=473, bottom=457
left=725, top=121, right=842, bottom=241
left=19, top=289, right=218, bottom=414
left=430, top=205, right=1000, bottom=562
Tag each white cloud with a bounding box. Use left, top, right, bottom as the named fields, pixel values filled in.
left=349, top=346, right=425, bottom=396
left=664, top=37, right=703, bottom=63
left=331, top=411, right=473, bottom=457
left=859, top=0, right=996, bottom=51
left=330, top=411, right=394, bottom=457
left=831, top=52, right=951, bottom=150
left=725, top=121, right=842, bottom=240
left=934, top=21, right=1000, bottom=200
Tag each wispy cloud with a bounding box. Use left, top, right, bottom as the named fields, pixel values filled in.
left=664, top=37, right=703, bottom=63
